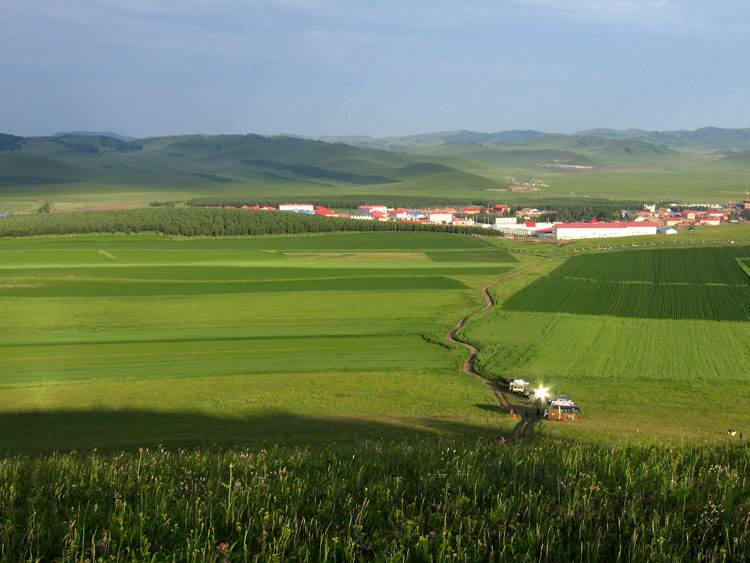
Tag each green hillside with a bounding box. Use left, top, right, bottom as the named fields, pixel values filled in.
left=396, top=169, right=503, bottom=191
left=2, top=129, right=750, bottom=208
left=407, top=141, right=595, bottom=166
left=390, top=162, right=460, bottom=177
left=307, top=126, right=750, bottom=153
left=713, top=149, right=750, bottom=165
left=505, top=134, right=683, bottom=165
left=0, top=133, right=417, bottom=181
left=0, top=153, right=94, bottom=185
left=404, top=134, right=682, bottom=166
left=575, top=126, right=750, bottom=152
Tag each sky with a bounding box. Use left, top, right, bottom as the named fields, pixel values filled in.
left=2, top=0, right=750, bottom=138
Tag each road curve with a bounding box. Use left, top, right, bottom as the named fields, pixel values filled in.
left=446, top=257, right=556, bottom=442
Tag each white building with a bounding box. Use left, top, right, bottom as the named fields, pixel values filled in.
left=494, top=220, right=555, bottom=237
left=554, top=222, right=658, bottom=240
left=429, top=210, right=453, bottom=224
left=279, top=203, right=314, bottom=212
left=452, top=217, right=475, bottom=227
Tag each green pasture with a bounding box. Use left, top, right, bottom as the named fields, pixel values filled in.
left=0, top=232, right=517, bottom=454
left=0, top=230, right=488, bottom=251
left=459, top=245, right=750, bottom=444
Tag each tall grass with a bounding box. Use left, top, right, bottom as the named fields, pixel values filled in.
left=1, top=437, right=747, bottom=561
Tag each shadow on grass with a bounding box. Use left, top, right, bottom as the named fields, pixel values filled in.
left=474, top=403, right=506, bottom=415
left=0, top=409, right=509, bottom=456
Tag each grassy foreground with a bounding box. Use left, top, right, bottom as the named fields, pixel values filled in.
left=2, top=437, right=748, bottom=562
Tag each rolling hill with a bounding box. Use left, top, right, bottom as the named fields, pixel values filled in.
left=0, top=132, right=504, bottom=196
left=574, top=126, right=750, bottom=152
left=0, top=153, right=95, bottom=186
left=302, top=126, right=750, bottom=154
left=53, top=131, right=137, bottom=142
left=405, top=135, right=681, bottom=167
left=501, top=134, right=683, bottom=165
left=406, top=141, right=597, bottom=167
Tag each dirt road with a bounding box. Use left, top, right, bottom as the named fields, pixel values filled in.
left=446, top=257, right=555, bottom=442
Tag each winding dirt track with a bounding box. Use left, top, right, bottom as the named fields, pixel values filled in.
left=446, top=257, right=556, bottom=443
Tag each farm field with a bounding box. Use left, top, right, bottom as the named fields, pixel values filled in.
left=460, top=244, right=750, bottom=443
left=0, top=231, right=521, bottom=454
left=1, top=228, right=749, bottom=560
left=503, top=246, right=750, bottom=321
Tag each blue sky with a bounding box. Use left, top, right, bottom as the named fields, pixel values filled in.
left=2, top=0, right=750, bottom=138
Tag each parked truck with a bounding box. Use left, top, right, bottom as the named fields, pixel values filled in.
left=508, top=379, right=530, bottom=394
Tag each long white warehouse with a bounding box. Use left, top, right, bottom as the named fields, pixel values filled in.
left=554, top=222, right=658, bottom=240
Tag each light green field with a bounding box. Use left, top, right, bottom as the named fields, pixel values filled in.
left=3, top=229, right=749, bottom=453
left=0, top=232, right=519, bottom=454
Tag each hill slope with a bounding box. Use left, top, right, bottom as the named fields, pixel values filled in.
left=0, top=153, right=94, bottom=185
left=504, top=134, right=683, bottom=165
left=574, top=126, right=750, bottom=152
left=0, top=132, right=504, bottom=193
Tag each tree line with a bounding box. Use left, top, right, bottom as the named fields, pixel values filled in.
left=0, top=207, right=499, bottom=238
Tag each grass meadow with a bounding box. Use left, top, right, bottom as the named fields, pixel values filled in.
left=1, top=437, right=748, bottom=562
left=0, top=231, right=519, bottom=455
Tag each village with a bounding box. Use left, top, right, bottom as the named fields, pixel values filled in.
left=211, top=194, right=750, bottom=240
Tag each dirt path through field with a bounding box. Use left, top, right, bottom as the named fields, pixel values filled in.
left=446, top=257, right=556, bottom=443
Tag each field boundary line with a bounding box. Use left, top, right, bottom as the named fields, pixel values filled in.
left=4, top=343, right=421, bottom=362
left=446, top=256, right=557, bottom=443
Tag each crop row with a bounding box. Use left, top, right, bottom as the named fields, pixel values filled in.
left=503, top=276, right=750, bottom=321
left=504, top=246, right=750, bottom=322
left=553, top=246, right=750, bottom=285
left=0, top=275, right=469, bottom=298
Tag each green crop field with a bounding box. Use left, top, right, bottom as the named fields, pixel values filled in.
left=459, top=245, right=750, bottom=444
left=0, top=231, right=521, bottom=455
left=502, top=246, right=750, bottom=321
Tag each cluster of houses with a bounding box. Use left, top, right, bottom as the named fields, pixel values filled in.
left=633, top=202, right=748, bottom=228
left=222, top=202, right=514, bottom=227
left=348, top=204, right=509, bottom=226
left=208, top=198, right=748, bottom=240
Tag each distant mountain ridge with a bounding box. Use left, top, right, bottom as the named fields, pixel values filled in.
left=2, top=127, right=750, bottom=197
left=572, top=127, right=750, bottom=151
left=53, top=131, right=137, bottom=142
left=288, top=130, right=549, bottom=150
left=297, top=126, right=750, bottom=153
left=0, top=132, right=503, bottom=192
